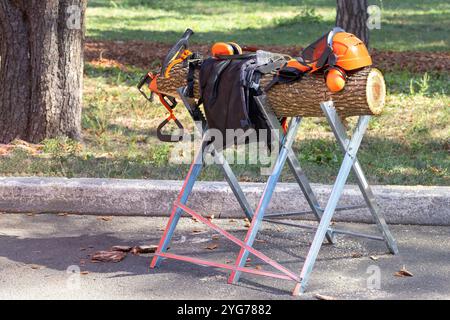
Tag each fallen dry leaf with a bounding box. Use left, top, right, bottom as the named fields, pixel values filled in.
left=29, top=264, right=43, bottom=270
left=91, top=250, right=127, bottom=263
left=80, top=271, right=90, bottom=275
left=131, top=245, right=158, bottom=255
left=395, top=266, right=413, bottom=277
left=97, top=216, right=113, bottom=222
left=205, top=244, right=218, bottom=251
left=111, top=245, right=133, bottom=253
left=315, top=293, right=336, bottom=301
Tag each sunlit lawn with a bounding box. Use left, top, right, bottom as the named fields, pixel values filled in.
left=1, top=0, right=448, bottom=185
left=87, top=0, right=450, bottom=51
left=1, top=64, right=448, bottom=186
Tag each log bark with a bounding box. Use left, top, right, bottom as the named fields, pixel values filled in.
left=0, top=0, right=87, bottom=144
left=155, top=65, right=386, bottom=118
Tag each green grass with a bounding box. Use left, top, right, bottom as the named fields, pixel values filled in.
left=0, top=64, right=448, bottom=185
left=86, top=0, right=450, bottom=51
left=1, top=1, right=448, bottom=184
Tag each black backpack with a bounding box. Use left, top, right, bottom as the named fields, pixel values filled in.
left=199, top=56, right=271, bottom=151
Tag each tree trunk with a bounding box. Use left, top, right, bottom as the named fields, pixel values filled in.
left=336, top=0, right=369, bottom=46
left=0, top=0, right=87, bottom=144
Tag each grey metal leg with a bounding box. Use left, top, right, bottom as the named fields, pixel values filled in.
left=255, top=96, right=335, bottom=244
left=228, top=117, right=302, bottom=284
left=322, top=102, right=398, bottom=254
left=294, top=104, right=371, bottom=295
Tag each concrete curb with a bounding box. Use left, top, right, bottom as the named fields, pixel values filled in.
left=0, top=177, right=449, bottom=225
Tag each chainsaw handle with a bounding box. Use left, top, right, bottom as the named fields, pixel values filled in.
left=157, top=117, right=184, bottom=142
left=137, top=73, right=153, bottom=101
left=161, top=29, right=194, bottom=76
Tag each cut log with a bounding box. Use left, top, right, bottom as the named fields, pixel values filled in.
left=155, top=65, right=386, bottom=118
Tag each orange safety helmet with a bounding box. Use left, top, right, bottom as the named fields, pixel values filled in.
left=211, top=42, right=243, bottom=57
left=331, top=32, right=372, bottom=71
left=300, top=28, right=372, bottom=92
left=265, top=28, right=373, bottom=93
left=301, top=27, right=372, bottom=72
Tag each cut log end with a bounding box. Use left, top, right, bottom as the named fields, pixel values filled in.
left=366, top=68, right=386, bottom=116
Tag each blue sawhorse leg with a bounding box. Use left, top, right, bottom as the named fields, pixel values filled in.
left=151, top=138, right=207, bottom=268
left=177, top=87, right=254, bottom=221
left=255, top=96, right=335, bottom=244
left=322, top=104, right=398, bottom=254
left=293, top=102, right=371, bottom=295
left=228, top=117, right=302, bottom=284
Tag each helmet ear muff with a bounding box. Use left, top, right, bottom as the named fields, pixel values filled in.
left=227, top=42, right=243, bottom=55
left=325, top=67, right=347, bottom=92
left=211, top=42, right=234, bottom=57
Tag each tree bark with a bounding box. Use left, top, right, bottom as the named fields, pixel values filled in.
left=336, top=0, right=369, bottom=46
left=0, top=0, right=87, bottom=144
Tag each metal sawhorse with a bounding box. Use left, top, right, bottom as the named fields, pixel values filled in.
left=150, top=88, right=398, bottom=295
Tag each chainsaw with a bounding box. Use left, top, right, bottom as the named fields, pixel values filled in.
left=137, top=29, right=195, bottom=142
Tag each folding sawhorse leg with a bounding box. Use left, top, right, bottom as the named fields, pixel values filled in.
left=151, top=89, right=398, bottom=295
left=254, top=96, right=335, bottom=245
left=151, top=89, right=321, bottom=279
left=228, top=99, right=398, bottom=293
left=322, top=102, right=398, bottom=255
left=291, top=101, right=398, bottom=294
left=228, top=97, right=335, bottom=284
left=151, top=89, right=256, bottom=268
left=151, top=132, right=302, bottom=281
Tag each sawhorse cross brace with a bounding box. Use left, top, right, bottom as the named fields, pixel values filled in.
left=150, top=88, right=398, bottom=295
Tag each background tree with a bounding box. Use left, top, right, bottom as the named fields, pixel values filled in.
left=336, top=0, right=369, bottom=46
left=0, top=0, right=87, bottom=144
